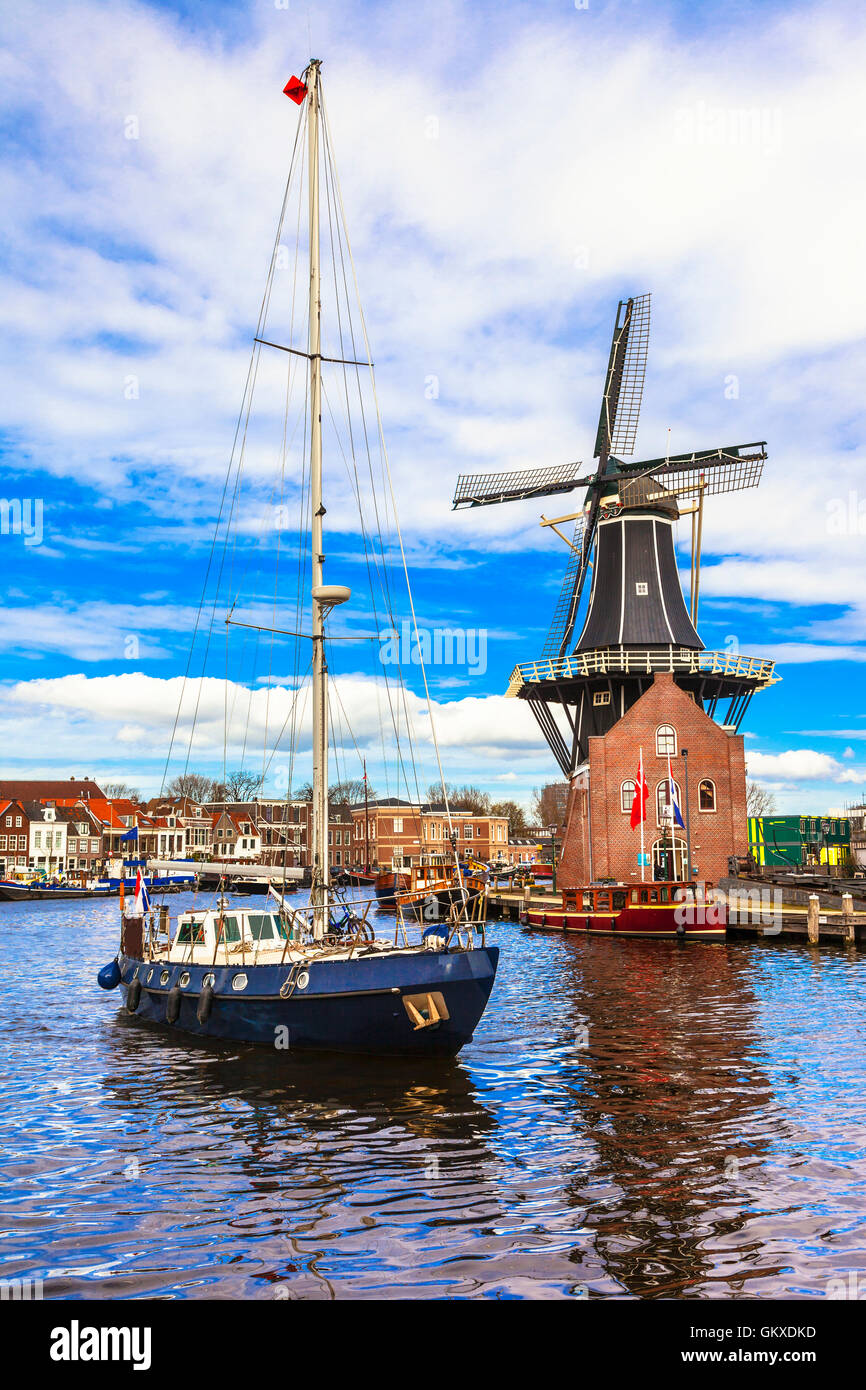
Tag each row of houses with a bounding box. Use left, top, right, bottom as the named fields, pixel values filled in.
left=0, top=778, right=538, bottom=877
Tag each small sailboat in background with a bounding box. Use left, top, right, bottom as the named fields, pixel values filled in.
left=98, top=60, right=499, bottom=1056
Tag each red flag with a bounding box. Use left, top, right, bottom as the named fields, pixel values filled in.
left=630, top=749, right=649, bottom=829
left=283, top=75, right=308, bottom=104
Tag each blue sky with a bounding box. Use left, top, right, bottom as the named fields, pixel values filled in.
left=1, top=0, right=864, bottom=811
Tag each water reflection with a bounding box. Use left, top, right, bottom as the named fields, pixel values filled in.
left=1, top=895, right=865, bottom=1298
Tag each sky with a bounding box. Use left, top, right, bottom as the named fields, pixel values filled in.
left=1, top=0, right=865, bottom=813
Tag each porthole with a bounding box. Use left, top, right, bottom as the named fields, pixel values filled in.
left=147, top=968, right=154, bottom=983
left=297, top=971, right=310, bottom=990
left=202, top=973, right=215, bottom=988
left=179, top=971, right=191, bottom=989
left=160, top=969, right=170, bottom=986
left=231, top=973, right=248, bottom=992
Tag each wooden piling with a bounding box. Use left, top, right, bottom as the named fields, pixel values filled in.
left=842, top=892, right=855, bottom=943
left=807, top=894, right=820, bottom=944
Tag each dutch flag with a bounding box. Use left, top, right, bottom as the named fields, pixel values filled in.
left=667, top=754, right=686, bottom=829
left=133, top=868, right=150, bottom=916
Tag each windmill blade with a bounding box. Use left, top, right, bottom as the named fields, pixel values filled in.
left=452, top=461, right=582, bottom=509
left=617, top=442, right=766, bottom=507
left=541, top=515, right=586, bottom=657
left=555, top=500, right=601, bottom=657
left=594, top=293, right=651, bottom=460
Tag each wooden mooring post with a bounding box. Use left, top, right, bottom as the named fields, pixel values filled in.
left=807, top=894, right=820, bottom=944
left=842, top=893, right=855, bottom=944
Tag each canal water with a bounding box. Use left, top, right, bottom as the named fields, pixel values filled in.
left=2, top=892, right=865, bottom=1300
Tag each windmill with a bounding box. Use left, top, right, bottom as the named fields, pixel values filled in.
left=452, top=294, right=779, bottom=777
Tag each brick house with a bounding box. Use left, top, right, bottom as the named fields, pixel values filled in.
left=211, top=810, right=261, bottom=860
left=349, top=799, right=510, bottom=869
left=559, top=672, right=748, bottom=888
left=0, top=799, right=30, bottom=874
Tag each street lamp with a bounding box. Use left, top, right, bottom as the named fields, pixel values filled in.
left=548, top=824, right=558, bottom=895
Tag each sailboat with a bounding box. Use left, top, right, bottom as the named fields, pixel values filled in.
left=97, top=61, right=498, bottom=1056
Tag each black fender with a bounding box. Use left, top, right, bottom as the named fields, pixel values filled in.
left=197, top=983, right=215, bottom=1025
left=166, top=986, right=182, bottom=1024
left=126, top=978, right=142, bottom=1013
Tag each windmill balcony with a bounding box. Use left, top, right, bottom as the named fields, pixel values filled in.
left=506, top=646, right=779, bottom=698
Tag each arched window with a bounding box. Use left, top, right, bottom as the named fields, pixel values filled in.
left=620, top=779, right=636, bottom=813
left=656, top=724, right=677, bottom=757
left=698, top=779, right=716, bottom=812
left=656, top=779, right=682, bottom=825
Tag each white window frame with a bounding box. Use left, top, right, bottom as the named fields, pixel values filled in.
left=655, top=724, right=677, bottom=757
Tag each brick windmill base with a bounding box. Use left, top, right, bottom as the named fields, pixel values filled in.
left=557, top=673, right=748, bottom=888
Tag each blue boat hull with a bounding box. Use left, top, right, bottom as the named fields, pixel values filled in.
left=116, top=945, right=498, bottom=1056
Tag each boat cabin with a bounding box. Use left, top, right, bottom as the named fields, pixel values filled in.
left=165, top=907, right=298, bottom=964
left=561, top=881, right=711, bottom=914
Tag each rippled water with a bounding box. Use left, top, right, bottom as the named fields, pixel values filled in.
left=2, top=892, right=865, bottom=1299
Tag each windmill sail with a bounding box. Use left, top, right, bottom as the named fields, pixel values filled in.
left=541, top=516, right=585, bottom=658
left=594, top=293, right=651, bottom=459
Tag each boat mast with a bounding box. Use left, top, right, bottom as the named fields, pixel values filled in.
left=307, top=58, right=328, bottom=929
left=363, top=757, right=370, bottom=872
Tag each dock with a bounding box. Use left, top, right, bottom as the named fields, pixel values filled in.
left=484, top=879, right=866, bottom=946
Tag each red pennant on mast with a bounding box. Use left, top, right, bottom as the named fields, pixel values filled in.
left=283, top=75, right=308, bottom=104
left=630, top=750, right=649, bottom=829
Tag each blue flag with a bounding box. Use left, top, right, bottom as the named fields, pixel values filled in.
left=120, top=827, right=138, bottom=842
left=667, top=755, right=686, bottom=829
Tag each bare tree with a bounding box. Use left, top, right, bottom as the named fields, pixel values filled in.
left=102, top=780, right=142, bottom=803
left=329, top=778, right=376, bottom=805
left=490, top=799, right=530, bottom=836
left=223, top=769, right=265, bottom=802
left=292, top=782, right=313, bottom=802
left=746, top=781, right=777, bottom=816
left=167, top=772, right=221, bottom=802
left=426, top=783, right=491, bottom=814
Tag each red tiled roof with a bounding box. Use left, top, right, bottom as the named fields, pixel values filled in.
left=0, top=779, right=105, bottom=800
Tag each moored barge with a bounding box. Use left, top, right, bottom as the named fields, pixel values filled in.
left=526, top=880, right=725, bottom=940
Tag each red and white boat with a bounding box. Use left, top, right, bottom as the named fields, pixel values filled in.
left=525, top=880, right=726, bottom=940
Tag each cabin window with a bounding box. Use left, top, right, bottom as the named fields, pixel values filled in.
left=650, top=889, right=659, bottom=903
left=630, top=889, right=638, bottom=904
left=660, top=887, right=669, bottom=903
left=176, top=921, right=205, bottom=944
left=593, top=691, right=611, bottom=707
left=620, top=779, right=636, bottom=813
left=221, top=916, right=241, bottom=943
left=596, top=891, right=610, bottom=910
left=612, top=891, right=626, bottom=910
left=698, top=779, right=716, bottom=812
left=656, top=724, right=676, bottom=757
left=248, top=913, right=276, bottom=941
left=582, top=891, right=593, bottom=911
left=640, top=889, right=649, bottom=904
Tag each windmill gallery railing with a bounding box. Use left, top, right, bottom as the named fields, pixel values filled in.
left=506, top=647, right=779, bottom=698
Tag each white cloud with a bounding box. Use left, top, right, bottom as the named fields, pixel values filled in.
left=746, top=748, right=864, bottom=785
left=1, top=669, right=550, bottom=799
left=1, top=0, right=865, bottom=610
